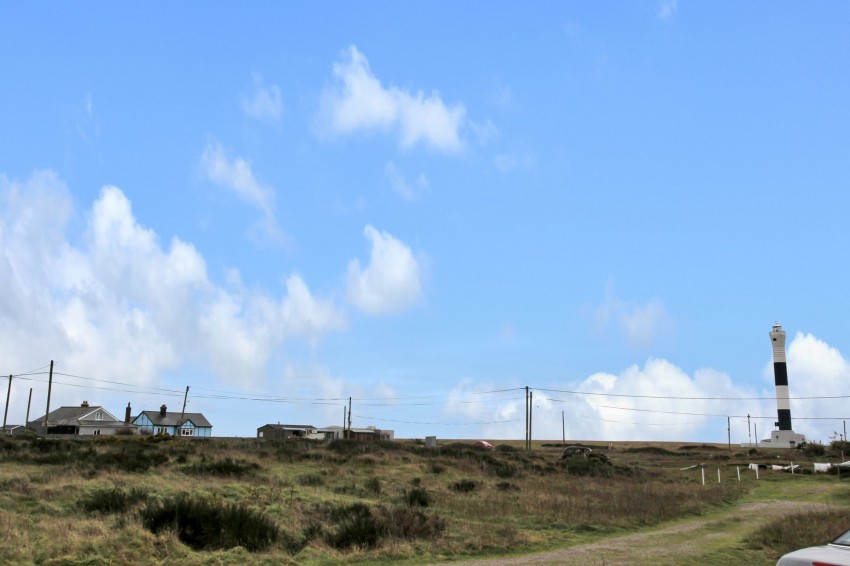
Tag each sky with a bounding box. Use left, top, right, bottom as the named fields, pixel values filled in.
left=1, top=2, right=849, bottom=443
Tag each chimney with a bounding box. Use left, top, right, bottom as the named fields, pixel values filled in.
left=81, top=400, right=89, bottom=407
left=125, top=402, right=132, bottom=424
left=160, top=404, right=167, bottom=417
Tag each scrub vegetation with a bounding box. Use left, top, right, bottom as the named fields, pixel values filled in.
left=0, top=435, right=848, bottom=564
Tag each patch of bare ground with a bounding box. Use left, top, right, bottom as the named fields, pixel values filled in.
left=445, top=499, right=833, bottom=566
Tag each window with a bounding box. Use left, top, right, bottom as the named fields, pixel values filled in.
left=95, top=412, right=103, bottom=421
left=156, top=426, right=167, bottom=435
left=93, top=430, right=101, bottom=435
left=180, top=428, right=194, bottom=437
left=259, top=431, right=264, bottom=438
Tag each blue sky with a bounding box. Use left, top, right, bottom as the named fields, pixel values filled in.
left=2, top=2, right=849, bottom=442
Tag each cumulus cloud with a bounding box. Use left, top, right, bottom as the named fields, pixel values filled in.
left=384, top=161, right=428, bottom=201
left=320, top=46, right=466, bottom=152
left=594, top=284, right=672, bottom=349
left=200, top=142, right=284, bottom=243
left=0, top=171, right=344, bottom=423
left=242, top=75, right=283, bottom=121
left=346, top=225, right=422, bottom=315
left=445, top=331, right=850, bottom=443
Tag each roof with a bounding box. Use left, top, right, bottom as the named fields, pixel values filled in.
left=29, top=406, right=120, bottom=427
left=259, top=424, right=316, bottom=431
left=137, top=411, right=212, bottom=428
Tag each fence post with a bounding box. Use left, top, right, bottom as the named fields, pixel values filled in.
left=701, top=468, right=705, bottom=486
left=717, top=468, right=721, bottom=483
left=737, top=466, right=741, bottom=482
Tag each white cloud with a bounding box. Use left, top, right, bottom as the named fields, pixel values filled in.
left=445, top=331, right=850, bottom=443
left=242, top=75, right=283, bottom=121
left=0, top=171, right=344, bottom=422
left=346, top=225, right=422, bottom=316
left=594, top=283, right=672, bottom=349
left=320, top=46, right=466, bottom=153
left=200, top=142, right=284, bottom=243
left=658, top=0, right=678, bottom=21
left=384, top=161, right=428, bottom=201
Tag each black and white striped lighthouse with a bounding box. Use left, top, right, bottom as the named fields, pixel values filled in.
left=769, top=322, right=792, bottom=431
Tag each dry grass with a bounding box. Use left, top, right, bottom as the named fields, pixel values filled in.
left=0, top=436, right=839, bottom=564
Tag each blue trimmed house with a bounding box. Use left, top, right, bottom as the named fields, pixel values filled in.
left=132, top=404, right=212, bottom=438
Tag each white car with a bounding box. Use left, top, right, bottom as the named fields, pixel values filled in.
left=777, top=528, right=850, bottom=565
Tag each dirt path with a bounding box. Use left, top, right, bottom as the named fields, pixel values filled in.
left=441, top=499, right=831, bottom=566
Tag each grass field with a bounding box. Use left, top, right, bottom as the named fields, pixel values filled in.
left=1, top=435, right=848, bottom=565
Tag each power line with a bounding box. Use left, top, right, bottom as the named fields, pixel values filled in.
left=352, top=413, right=521, bottom=426
left=536, top=386, right=850, bottom=401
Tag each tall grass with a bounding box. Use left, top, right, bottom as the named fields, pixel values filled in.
left=746, top=509, right=850, bottom=558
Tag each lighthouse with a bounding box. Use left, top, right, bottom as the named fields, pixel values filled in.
left=760, top=323, right=806, bottom=448
left=770, top=322, right=792, bottom=431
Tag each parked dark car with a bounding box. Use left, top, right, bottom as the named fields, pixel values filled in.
left=561, top=446, right=593, bottom=459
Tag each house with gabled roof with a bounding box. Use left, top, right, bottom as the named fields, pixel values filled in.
left=132, top=404, right=212, bottom=438
left=28, top=401, right=137, bottom=436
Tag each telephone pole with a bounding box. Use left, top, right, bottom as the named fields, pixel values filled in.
left=347, top=397, right=352, bottom=439
left=562, top=410, right=565, bottom=445
left=25, top=388, right=32, bottom=430
left=178, top=386, right=189, bottom=436
left=525, top=386, right=529, bottom=451
left=43, top=361, right=54, bottom=436
left=2, top=375, right=11, bottom=433
left=529, top=390, right=533, bottom=452
left=747, top=414, right=751, bottom=446
left=727, top=416, right=731, bottom=451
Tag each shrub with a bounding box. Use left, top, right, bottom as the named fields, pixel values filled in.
left=495, top=444, right=519, bottom=452
left=141, top=495, right=279, bottom=552
left=298, top=473, right=326, bottom=487
left=377, top=505, right=445, bottom=539
left=404, top=487, right=431, bottom=507
left=561, top=456, right=617, bottom=478
left=623, top=446, right=676, bottom=456
left=100, top=445, right=169, bottom=473
left=324, top=503, right=384, bottom=549
left=800, top=442, right=826, bottom=457
left=452, top=479, right=477, bottom=493
left=79, top=487, right=149, bottom=514
left=428, top=463, right=445, bottom=474
left=183, top=457, right=259, bottom=478
left=319, top=502, right=444, bottom=549
left=364, top=477, right=382, bottom=494
left=496, top=481, right=520, bottom=492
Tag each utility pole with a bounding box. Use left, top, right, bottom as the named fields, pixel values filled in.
left=525, top=386, right=529, bottom=452
left=562, top=410, right=565, bottom=445
left=529, top=390, right=533, bottom=452
left=25, top=388, right=32, bottom=430
left=2, top=375, right=11, bottom=433
left=347, top=397, right=352, bottom=439
left=342, top=406, right=346, bottom=437
left=178, top=386, right=189, bottom=436
left=43, top=360, right=54, bottom=436
left=844, top=420, right=846, bottom=442
left=754, top=423, right=758, bottom=448
left=747, top=414, right=751, bottom=447
left=727, top=416, right=731, bottom=451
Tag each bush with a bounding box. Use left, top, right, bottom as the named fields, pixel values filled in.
left=427, top=463, right=445, bottom=474
left=364, top=477, right=382, bottom=494
left=79, top=487, right=149, bottom=514
left=183, top=457, right=259, bottom=478
left=561, top=456, right=617, bottom=478
left=298, top=473, right=325, bottom=487
left=141, top=495, right=279, bottom=552
left=325, top=503, right=384, bottom=549
left=496, top=481, right=520, bottom=492
left=452, top=479, right=477, bottom=493
left=319, top=502, right=444, bottom=549
left=100, top=444, right=169, bottom=473
left=404, top=487, right=431, bottom=507
left=622, top=446, right=677, bottom=456
left=800, top=441, right=826, bottom=457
